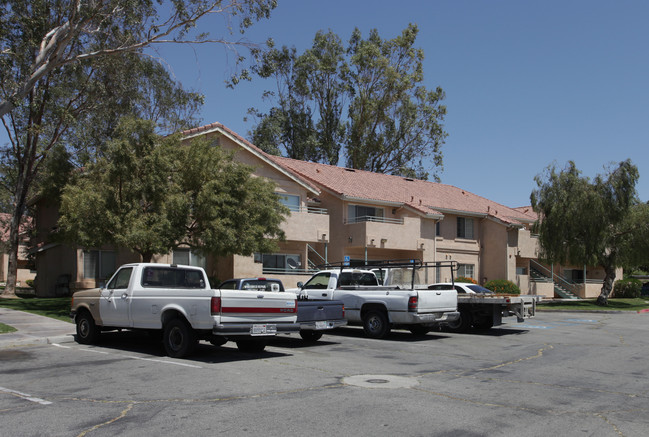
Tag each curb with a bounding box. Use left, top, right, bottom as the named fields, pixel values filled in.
left=0, top=334, right=75, bottom=349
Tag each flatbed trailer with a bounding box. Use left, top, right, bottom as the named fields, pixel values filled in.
left=450, top=293, right=540, bottom=332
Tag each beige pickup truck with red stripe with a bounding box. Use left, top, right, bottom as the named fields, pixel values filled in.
left=70, top=263, right=299, bottom=357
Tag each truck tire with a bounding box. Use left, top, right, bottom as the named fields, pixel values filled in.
left=363, top=309, right=391, bottom=339
left=236, top=340, right=266, bottom=353
left=446, top=309, right=472, bottom=333
left=409, top=325, right=430, bottom=336
left=76, top=310, right=100, bottom=345
left=163, top=318, right=197, bottom=358
left=299, top=331, right=323, bottom=342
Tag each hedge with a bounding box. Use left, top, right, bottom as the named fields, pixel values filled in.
left=484, top=279, right=521, bottom=294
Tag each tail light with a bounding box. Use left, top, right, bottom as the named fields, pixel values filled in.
left=211, top=297, right=222, bottom=315
left=342, top=304, right=345, bottom=318
left=293, top=299, right=298, bottom=313
left=408, top=296, right=418, bottom=312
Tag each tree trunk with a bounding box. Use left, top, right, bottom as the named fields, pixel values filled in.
left=596, top=264, right=616, bottom=306
left=2, top=173, right=30, bottom=298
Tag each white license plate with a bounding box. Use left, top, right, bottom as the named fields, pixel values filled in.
left=251, top=324, right=277, bottom=336
left=315, top=321, right=328, bottom=330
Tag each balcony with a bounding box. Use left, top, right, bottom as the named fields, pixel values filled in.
left=281, top=207, right=330, bottom=242
left=344, top=216, right=422, bottom=250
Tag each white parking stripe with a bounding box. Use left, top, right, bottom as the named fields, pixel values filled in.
left=0, top=386, right=52, bottom=405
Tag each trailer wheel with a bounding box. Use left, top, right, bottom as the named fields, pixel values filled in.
left=473, top=315, right=494, bottom=331
left=76, top=310, right=100, bottom=345
left=363, top=309, right=391, bottom=339
left=236, top=340, right=266, bottom=353
left=446, top=309, right=472, bottom=333
left=299, top=331, right=324, bottom=342
left=163, top=318, right=197, bottom=358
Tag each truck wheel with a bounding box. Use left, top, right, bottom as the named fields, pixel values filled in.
left=409, top=325, right=430, bottom=336
left=76, top=311, right=100, bottom=345
left=474, top=316, right=494, bottom=331
left=363, top=310, right=391, bottom=339
left=299, top=331, right=323, bottom=342
left=163, top=318, right=197, bottom=358
left=446, top=309, right=472, bottom=333
left=236, top=340, right=266, bottom=353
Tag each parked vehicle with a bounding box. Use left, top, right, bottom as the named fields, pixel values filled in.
left=422, top=282, right=538, bottom=332
left=70, top=264, right=300, bottom=357
left=218, top=277, right=346, bottom=342
left=293, top=260, right=459, bottom=339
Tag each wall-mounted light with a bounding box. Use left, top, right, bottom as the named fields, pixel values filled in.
left=380, top=238, right=387, bottom=244
left=348, top=236, right=353, bottom=243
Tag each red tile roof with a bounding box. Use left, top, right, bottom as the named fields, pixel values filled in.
left=181, top=122, right=536, bottom=226
left=268, top=156, right=534, bottom=226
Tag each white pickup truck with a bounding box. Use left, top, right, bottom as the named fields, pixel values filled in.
left=70, top=263, right=299, bottom=357
left=293, top=261, right=458, bottom=338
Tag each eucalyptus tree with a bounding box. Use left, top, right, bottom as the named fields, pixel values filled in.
left=0, top=0, right=276, bottom=296
left=248, top=24, right=447, bottom=180
left=58, top=117, right=288, bottom=263
left=531, top=160, right=649, bottom=305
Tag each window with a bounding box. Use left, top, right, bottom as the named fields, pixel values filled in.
left=257, top=253, right=302, bottom=272
left=338, top=272, right=379, bottom=287
left=303, top=273, right=331, bottom=289
left=141, top=266, right=206, bottom=289
left=277, top=193, right=300, bottom=212
left=457, top=264, right=475, bottom=279
left=348, top=204, right=384, bottom=223
left=83, top=250, right=116, bottom=280
left=516, top=267, right=528, bottom=275
left=436, top=221, right=441, bottom=237
left=457, top=217, right=474, bottom=239
left=173, top=249, right=206, bottom=269
left=107, top=267, right=133, bottom=290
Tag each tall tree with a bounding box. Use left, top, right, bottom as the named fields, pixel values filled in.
left=0, top=0, right=276, bottom=296
left=248, top=24, right=447, bottom=180
left=531, top=160, right=649, bottom=305
left=58, top=117, right=288, bottom=262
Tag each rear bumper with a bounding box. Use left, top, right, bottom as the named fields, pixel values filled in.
left=299, top=319, right=347, bottom=331
left=213, top=322, right=300, bottom=337
left=395, top=310, right=460, bottom=325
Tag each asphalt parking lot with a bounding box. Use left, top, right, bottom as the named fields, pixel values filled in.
left=1, top=311, right=648, bottom=437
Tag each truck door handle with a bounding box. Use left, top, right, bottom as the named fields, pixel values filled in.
left=257, top=295, right=264, bottom=298
left=436, top=292, right=441, bottom=295
left=321, top=293, right=327, bottom=297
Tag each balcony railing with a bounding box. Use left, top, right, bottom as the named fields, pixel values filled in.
left=287, top=206, right=328, bottom=215
left=344, top=215, right=404, bottom=225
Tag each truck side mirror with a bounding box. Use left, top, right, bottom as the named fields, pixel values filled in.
left=297, top=281, right=304, bottom=289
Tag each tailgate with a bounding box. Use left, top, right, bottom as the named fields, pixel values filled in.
left=417, top=287, right=457, bottom=313
left=218, top=289, right=297, bottom=324
left=297, top=300, right=344, bottom=323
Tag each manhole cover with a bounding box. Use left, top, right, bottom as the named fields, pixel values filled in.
left=342, top=374, right=418, bottom=389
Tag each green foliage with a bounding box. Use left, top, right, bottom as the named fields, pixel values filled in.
left=613, top=278, right=642, bottom=298
left=25, top=279, right=35, bottom=288
left=0, top=296, right=73, bottom=323
left=484, top=279, right=521, bottom=294
left=58, top=118, right=288, bottom=261
left=248, top=24, right=447, bottom=180
left=531, top=160, right=649, bottom=305
left=455, top=276, right=477, bottom=284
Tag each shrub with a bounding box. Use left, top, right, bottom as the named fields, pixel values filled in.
left=456, top=276, right=477, bottom=284
left=25, top=279, right=35, bottom=288
left=484, top=279, right=520, bottom=294
left=613, top=278, right=642, bottom=298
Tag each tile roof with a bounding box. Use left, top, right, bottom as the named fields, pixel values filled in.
left=181, top=122, right=536, bottom=227
left=267, top=156, right=534, bottom=226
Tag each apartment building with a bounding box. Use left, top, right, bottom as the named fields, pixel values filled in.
left=32, top=122, right=610, bottom=298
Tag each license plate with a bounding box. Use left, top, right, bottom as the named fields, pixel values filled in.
left=251, top=324, right=277, bottom=336
left=315, top=321, right=328, bottom=330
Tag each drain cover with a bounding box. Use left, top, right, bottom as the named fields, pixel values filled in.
left=342, top=374, right=418, bottom=389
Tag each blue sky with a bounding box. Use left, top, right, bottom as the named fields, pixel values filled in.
left=7, top=0, right=649, bottom=208
left=157, top=0, right=649, bottom=208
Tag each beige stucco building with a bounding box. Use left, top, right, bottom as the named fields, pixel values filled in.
left=32, top=122, right=612, bottom=299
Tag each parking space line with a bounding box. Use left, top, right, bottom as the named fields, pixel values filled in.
left=0, top=386, right=52, bottom=405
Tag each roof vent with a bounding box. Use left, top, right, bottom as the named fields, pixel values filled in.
left=344, top=168, right=356, bottom=172
left=404, top=177, right=414, bottom=181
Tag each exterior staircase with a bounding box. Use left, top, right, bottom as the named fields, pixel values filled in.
left=530, top=262, right=580, bottom=300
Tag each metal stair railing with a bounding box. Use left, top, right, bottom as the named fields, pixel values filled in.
left=530, top=260, right=580, bottom=299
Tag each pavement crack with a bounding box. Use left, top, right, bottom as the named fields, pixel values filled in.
left=76, top=402, right=134, bottom=437
left=594, top=412, right=625, bottom=437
